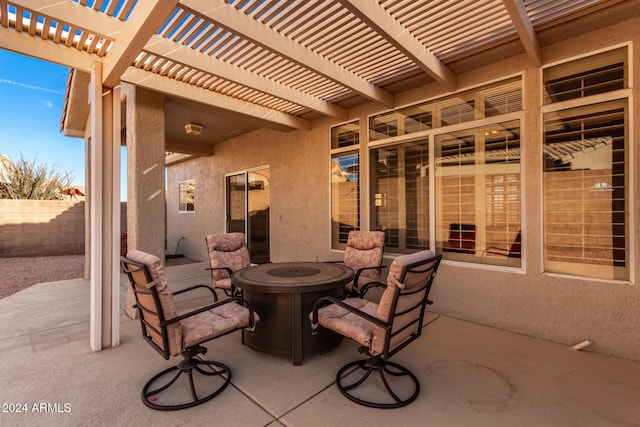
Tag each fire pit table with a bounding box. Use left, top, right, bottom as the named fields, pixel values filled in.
left=232, top=262, right=353, bottom=365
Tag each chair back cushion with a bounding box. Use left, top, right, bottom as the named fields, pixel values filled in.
left=371, top=250, right=439, bottom=355
left=124, top=249, right=182, bottom=357
left=206, top=233, right=251, bottom=284
left=343, top=231, right=385, bottom=281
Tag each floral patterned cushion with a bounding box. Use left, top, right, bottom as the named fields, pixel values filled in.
left=312, top=298, right=379, bottom=349
left=372, top=250, right=437, bottom=355
left=125, top=249, right=182, bottom=357
left=180, top=301, right=257, bottom=349
left=206, top=233, right=251, bottom=289
left=343, top=231, right=385, bottom=292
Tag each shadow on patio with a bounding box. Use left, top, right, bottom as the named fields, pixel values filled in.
left=1, top=261, right=639, bottom=426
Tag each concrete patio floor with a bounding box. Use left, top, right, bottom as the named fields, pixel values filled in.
left=1, top=261, right=639, bottom=427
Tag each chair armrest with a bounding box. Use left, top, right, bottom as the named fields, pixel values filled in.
left=238, top=298, right=258, bottom=333
left=359, top=280, right=386, bottom=298
left=353, top=265, right=385, bottom=284
left=310, top=296, right=389, bottom=334
left=172, top=284, right=217, bottom=299
left=205, top=266, right=234, bottom=276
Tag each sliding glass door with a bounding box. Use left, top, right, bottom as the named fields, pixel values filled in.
left=226, top=168, right=270, bottom=264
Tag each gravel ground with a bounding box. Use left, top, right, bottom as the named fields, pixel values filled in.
left=0, top=255, right=199, bottom=299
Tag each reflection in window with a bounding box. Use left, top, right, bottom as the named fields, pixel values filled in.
left=435, top=121, right=521, bottom=267
left=371, top=141, right=430, bottom=253
left=178, top=180, right=195, bottom=212
left=542, top=46, right=629, bottom=280
left=369, top=77, right=521, bottom=140
left=543, top=102, right=627, bottom=280
left=331, top=152, right=359, bottom=249
left=331, top=121, right=359, bottom=149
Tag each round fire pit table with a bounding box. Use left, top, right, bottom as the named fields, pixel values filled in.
left=232, top=262, right=353, bottom=365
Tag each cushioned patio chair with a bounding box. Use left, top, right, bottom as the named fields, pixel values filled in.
left=311, top=250, right=442, bottom=408
left=205, top=232, right=251, bottom=299
left=121, top=249, right=258, bottom=411
left=338, top=230, right=386, bottom=297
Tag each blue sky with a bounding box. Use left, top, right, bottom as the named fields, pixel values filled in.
left=0, top=50, right=85, bottom=185
left=0, top=50, right=128, bottom=199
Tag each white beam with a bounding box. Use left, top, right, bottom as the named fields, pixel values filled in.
left=121, top=67, right=311, bottom=131
left=502, top=0, right=542, bottom=67
left=13, top=0, right=122, bottom=37
left=110, top=85, right=121, bottom=348
left=144, top=35, right=348, bottom=119
left=0, top=26, right=95, bottom=71
left=182, top=0, right=395, bottom=108
left=102, top=0, right=178, bottom=88
left=89, top=61, right=103, bottom=352
left=338, top=0, right=456, bottom=91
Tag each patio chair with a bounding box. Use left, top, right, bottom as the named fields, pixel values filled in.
left=310, top=250, right=442, bottom=408
left=205, top=232, right=250, bottom=299
left=339, top=230, right=386, bottom=297
left=121, top=249, right=258, bottom=411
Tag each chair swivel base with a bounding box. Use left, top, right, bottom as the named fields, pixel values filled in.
left=142, top=346, right=232, bottom=411
left=336, top=356, right=420, bottom=409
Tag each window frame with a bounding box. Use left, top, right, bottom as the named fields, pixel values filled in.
left=540, top=43, right=633, bottom=283
left=178, top=179, right=195, bottom=213
left=365, top=75, right=525, bottom=268
left=330, top=120, right=361, bottom=251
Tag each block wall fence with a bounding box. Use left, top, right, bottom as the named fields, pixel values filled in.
left=0, top=200, right=127, bottom=257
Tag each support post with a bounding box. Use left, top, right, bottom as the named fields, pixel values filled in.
left=89, top=62, right=121, bottom=351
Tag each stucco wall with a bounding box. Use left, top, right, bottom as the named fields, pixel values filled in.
left=167, top=125, right=334, bottom=263
left=166, top=17, right=640, bottom=361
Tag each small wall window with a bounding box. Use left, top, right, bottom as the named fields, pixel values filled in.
left=178, top=180, right=195, bottom=212
left=331, top=120, right=360, bottom=249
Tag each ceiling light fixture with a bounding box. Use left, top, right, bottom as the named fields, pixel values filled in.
left=185, top=122, right=203, bottom=135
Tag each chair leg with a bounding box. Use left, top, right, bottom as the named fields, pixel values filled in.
left=142, top=346, right=232, bottom=411
left=336, top=356, right=420, bottom=409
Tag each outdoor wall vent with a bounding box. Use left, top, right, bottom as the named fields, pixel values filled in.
left=184, top=122, right=203, bottom=135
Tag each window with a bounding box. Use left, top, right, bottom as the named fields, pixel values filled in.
left=369, top=77, right=521, bottom=140
left=178, top=180, right=194, bottom=212
left=331, top=121, right=359, bottom=149
left=331, top=121, right=360, bottom=249
left=542, top=47, right=629, bottom=280
left=435, top=121, right=521, bottom=267
left=371, top=140, right=430, bottom=253
left=366, top=77, right=522, bottom=264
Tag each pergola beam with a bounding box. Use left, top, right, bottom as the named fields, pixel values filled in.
left=102, top=0, right=178, bottom=88
left=502, top=0, right=542, bottom=67
left=337, top=0, right=457, bottom=92
left=0, top=25, right=95, bottom=71
left=121, top=67, right=311, bottom=131
left=12, top=0, right=122, bottom=37
left=144, top=35, right=348, bottom=120
left=182, top=0, right=395, bottom=108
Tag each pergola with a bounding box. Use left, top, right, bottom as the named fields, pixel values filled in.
left=0, top=0, right=632, bottom=351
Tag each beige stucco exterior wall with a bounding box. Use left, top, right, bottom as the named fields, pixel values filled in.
left=124, top=84, right=166, bottom=260
left=166, top=16, right=640, bottom=361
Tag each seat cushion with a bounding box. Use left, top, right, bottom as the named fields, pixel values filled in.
left=206, top=233, right=250, bottom=284
left=125, top=249, right=182, bottom=357
left=312, top=298, right=379, bottom=348
left=180, top=301, right=255, bottom=349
